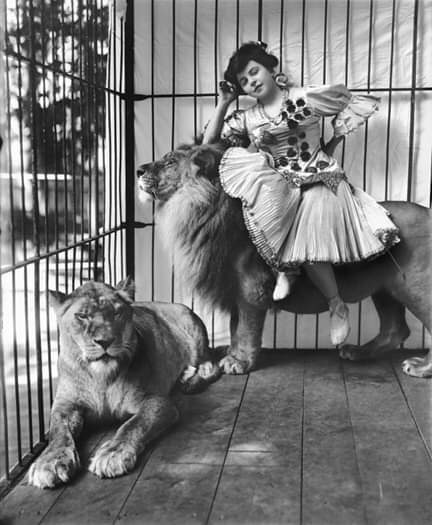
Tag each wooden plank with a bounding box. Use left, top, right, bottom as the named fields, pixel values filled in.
left=343, top=358, right=432, bottom=525
left=40, top=433, right=150, bottom=525
left=152, top=374, right=248, bottom=465
left=302, top=351, right=366, bottom=525
left=392, top=351, right=432, bottom=456
left=208, top=350, right=305, bottom=525
left=116, top=463, right=221, bottom=524
left=116, top=374, right=247, bottom=523
left=208, top=465, right=300, bottom=525
left=229, top=350, right=304, bottom=455
left=0, top=428, right=108, bottom=525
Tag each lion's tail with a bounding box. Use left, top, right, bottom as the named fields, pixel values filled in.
left=178, top=360, right=222, bottom=394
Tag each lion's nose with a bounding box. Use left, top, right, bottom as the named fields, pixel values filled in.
left=94, top=337, right=115, bottom=350
left=137, top=164, right=150, bottom=177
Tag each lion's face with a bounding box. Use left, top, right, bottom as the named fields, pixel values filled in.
left=51, top=280, right=136, bottom=378
left=136, top=143, right=226, bottom=204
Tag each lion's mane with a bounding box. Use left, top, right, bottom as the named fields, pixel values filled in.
left=156, top=144, right=250, bottom=311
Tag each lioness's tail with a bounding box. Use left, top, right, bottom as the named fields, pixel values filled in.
left=179, top=360, right=222, bottom=394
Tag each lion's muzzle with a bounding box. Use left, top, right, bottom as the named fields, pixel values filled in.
left=137, top=165, right=156, bottom=203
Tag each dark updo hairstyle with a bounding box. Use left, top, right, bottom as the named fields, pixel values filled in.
left=224, top=41, right=279, bottom=95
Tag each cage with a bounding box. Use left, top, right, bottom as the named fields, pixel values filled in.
left=0, top=0, right=431, bottom=497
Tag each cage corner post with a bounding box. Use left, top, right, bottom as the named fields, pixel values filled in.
left=125, top=0, right=135, bottom=281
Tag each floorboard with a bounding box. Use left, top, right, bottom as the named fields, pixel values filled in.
left=343, top=357, right=432, bottom=525
left=1, top=349, right=431, bottom=525
left=302, top=351, right=366, bottom=525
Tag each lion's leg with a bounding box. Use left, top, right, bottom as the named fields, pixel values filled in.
left=339, top=290, right=410, bottom=361
left=394, top=285, right=432, bottom=378
left=28, top=399, right=84, bottom=489
left=89, top=395, right=178, bottom=478
left=220, top=302, right=267, bottom=375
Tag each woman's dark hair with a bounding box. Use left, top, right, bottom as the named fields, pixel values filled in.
left=224, top=41, right=279, bottom=94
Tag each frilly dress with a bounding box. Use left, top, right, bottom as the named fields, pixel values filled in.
left=218, top=84, right=400, bottom=270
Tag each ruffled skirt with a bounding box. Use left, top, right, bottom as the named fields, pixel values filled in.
left=219, top=147, right=400, bottom=270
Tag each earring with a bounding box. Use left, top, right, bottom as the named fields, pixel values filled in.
left=273, top=72, right=289, bottom=88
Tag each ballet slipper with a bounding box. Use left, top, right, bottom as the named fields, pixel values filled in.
left=329, top=296, right=350, bottom=346
left=272, top=273, right=291, bottom=301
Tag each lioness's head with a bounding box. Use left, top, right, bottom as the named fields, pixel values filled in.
left=137, top=142, right=227, bottom=204
left=50, top=279, right=136, bottom=379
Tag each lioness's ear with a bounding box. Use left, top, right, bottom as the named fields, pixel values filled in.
left=190, top=145, right=221, bottom=180
left=116, top=277, right=135, bottom=303
left=49, top=290, right=67, bottom=312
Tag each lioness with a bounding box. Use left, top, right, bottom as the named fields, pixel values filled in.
left=28, top=279, right=219, bottom=489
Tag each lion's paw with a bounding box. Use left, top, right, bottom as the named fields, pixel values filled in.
left=198, top=360, right=219, bottom=379
left=402, top=356, right=432, bottom=378
left=89, top=440, right=137, bottom=478
left=28, top=445, right=80, bottom=489
left=219, top=355, right=250, bottom=375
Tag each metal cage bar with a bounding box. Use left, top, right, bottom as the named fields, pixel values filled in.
left=0, top=0, right=128, bottom=495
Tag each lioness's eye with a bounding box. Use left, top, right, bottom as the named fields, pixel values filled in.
left=75, top=313, right=88, bottom=322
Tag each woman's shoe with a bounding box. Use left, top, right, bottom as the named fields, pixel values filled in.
left=329, top=296, right=350, bottom=346
left=273, top=272, right=291, bottom=301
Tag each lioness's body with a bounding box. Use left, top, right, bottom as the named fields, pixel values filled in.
left=137, top=143, right=431, bottom=377
left=29, top=281, right=219, bottom=489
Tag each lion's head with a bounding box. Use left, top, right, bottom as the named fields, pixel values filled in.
left=137, top=143, right=263, bottom=311
left=50, top=279, right=137, bottom=380
left=137, top=142, right=226, bottom=204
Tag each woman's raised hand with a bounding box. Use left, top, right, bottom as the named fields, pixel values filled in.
left=218, top=80, right=238, bottom=105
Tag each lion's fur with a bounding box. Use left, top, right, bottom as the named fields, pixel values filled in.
left=138, top=142, right=432, bottom=377
left=139, top=143, right=253, bottom=311
left=28, top=280, right=219, bottom=488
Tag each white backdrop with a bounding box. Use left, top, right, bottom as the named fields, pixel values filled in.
left=130, top=0, right=431, bottom=349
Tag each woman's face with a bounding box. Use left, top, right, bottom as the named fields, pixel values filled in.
left=236, top=60, right=276, bottom=100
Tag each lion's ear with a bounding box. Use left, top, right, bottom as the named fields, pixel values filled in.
left=49, top=290, right=67, bottom=313
left=116, top=276, right=135, bottom=303
left=190, top=145, right=221, bottom=180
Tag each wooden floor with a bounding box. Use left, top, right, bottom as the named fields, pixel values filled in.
left=1, top=349, right=432, bottom=525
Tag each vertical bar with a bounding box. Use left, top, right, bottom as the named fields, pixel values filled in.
left=15, top=0, right=34, bottom=451
left=274, top=0, right=285, bottom=349
left=341, top=0, right=350, bottom=165
left=170, top=0, right=176, bottom=303
left=106, top=0, right=113, bottom=284
left=118, top=15, right=125, bottom=281
left=406, top=0, right=419, bottom=202
left=4, top=15, right=22, bottom=464
left=357, top=0, right=374, bottom=347
left=29, top=0, right=45, bottom=442
left=150, top=0, right=155, bottom=300
left=384, top=0, right=396, bottom=201
left=125, top=0, right=135, bottom=279
left=112, top=0, right=119, bottom=285
left=257, top=0, right=263, bottom=42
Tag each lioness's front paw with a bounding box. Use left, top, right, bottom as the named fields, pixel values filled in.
left=219, top=355, right=251, bottom=375
left=28, top=445, right=80, bottom=489
left=89, top=440, right=137, bottom=478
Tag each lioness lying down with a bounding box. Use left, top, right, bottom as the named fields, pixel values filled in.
left=29, top=279, right=219, bottom=489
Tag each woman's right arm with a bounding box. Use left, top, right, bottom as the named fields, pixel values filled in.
left=202, top=82, right=238, bottom=144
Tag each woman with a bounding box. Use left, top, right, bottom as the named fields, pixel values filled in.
left=203, top=41, right=399, bottom=346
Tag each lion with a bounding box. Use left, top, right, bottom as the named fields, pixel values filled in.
left=28, top=279, right=220, bottom=489
left=137, top=142, right=431, bottom=378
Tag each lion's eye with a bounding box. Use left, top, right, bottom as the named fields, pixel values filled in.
left=75, top=313, right=88, bottom=322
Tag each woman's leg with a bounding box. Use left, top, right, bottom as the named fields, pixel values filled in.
left=304, top=262, right=350, bottom=345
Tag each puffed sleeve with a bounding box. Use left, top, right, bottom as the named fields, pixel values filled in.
left=306, top=84, right=380, bottom=137
left=220, top=109, right=250, bottom=147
